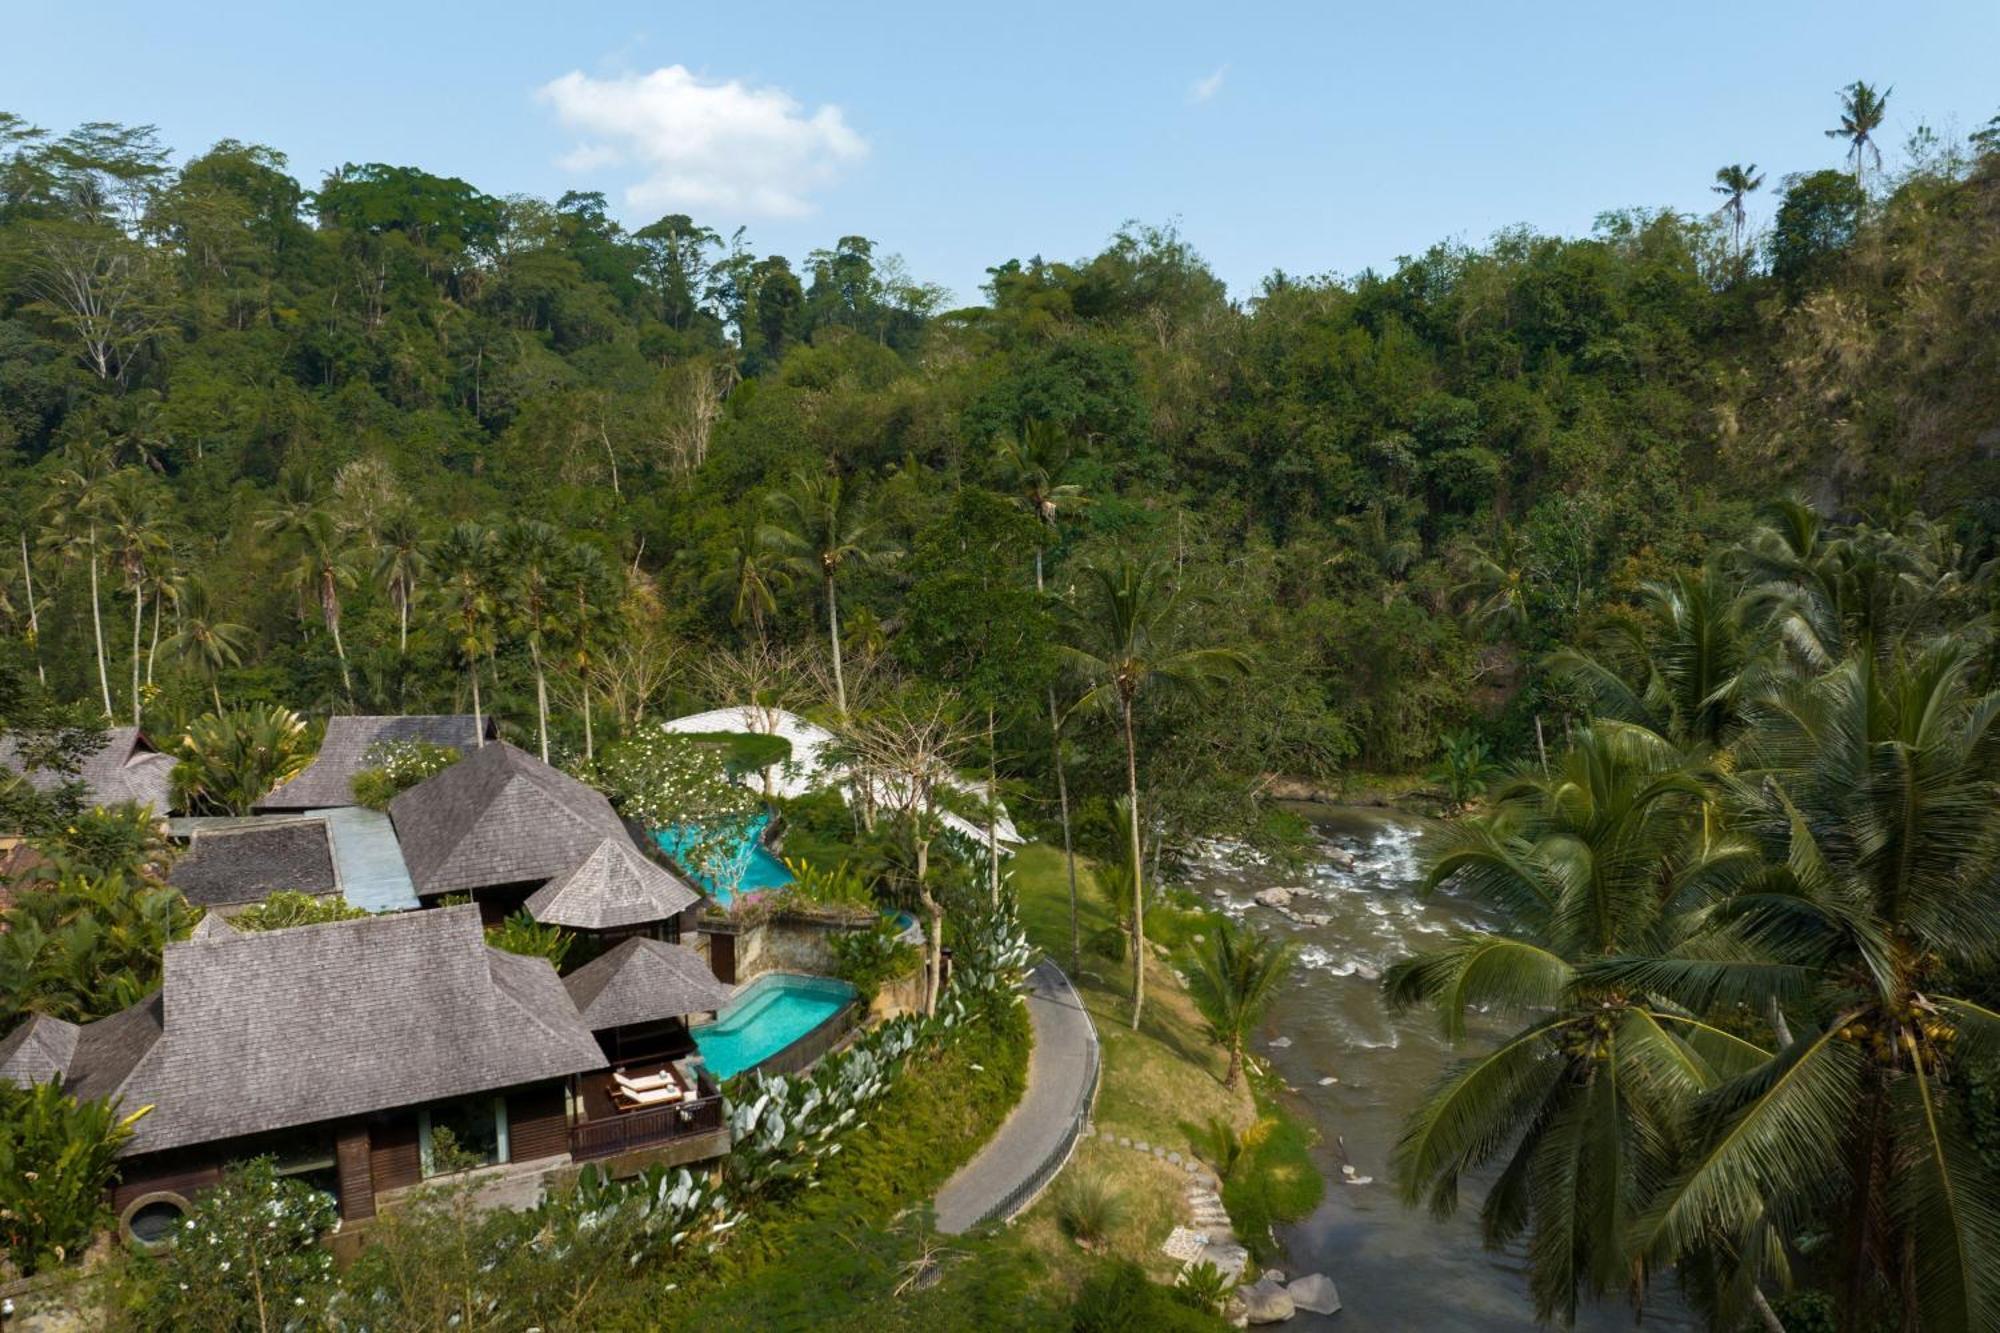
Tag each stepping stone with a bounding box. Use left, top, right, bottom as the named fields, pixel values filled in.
left=1118, top=1136, right=1132, bottom=1148
left=1153, top=1146, right=1167, bottom=1158
left=1133, top=1140, right=1150, bottom=1153
left=1167, top=1151, right=1182, bottom=1165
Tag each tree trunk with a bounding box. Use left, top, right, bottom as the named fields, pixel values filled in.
left=88, top=531, right=113, bottom=718
left=1225, top=1037, right=1242, bottom=1090
left=398, top=588, right=409, bottom=655
left=986, top=704, right=1000, bottom=906
left=1749, top=1287, right=1786, bottom=1333
left=212, top=679, right=223, bottom=715
left=470, top=661, right=484, bottom=745
left=130, top=579, right=144, bottom=725
left=20, top=534, right=43, bottom=686
left=146, top=587, right=161, bottom=687
left=917, top=833, right=941, bottom=1016
left=328, top=601, right=353, bottom=705
left=826, top=573, right=847, bottom=718
left=582, top=679, right=595, bottom=761
left=531, top=642, right=550, bottom=762
left=1123, top=696, right=1145, bottom=1029
left=1049, top=684, right=1080, bottom=976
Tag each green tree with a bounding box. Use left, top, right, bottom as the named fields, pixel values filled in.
left=1183, top=918, right=1294, bottom=1088
left=1633, top=642, right=2000, bottom=1333
left=374, top=506, right=428, bottom=656
left=1386, top=723, right=1766, bottom=1324
left=1711, top=163, right=1765, bottom=267
left=164, top=577, right=250, bottom=714
left=761, top=471, right=899, bottom=719
left=37, top=444, right=117, bottom=718
left=500, top=520, right=563, bottom=761
left=435, top=522, right=496, bottom=740
left=1061, top=558, right=1248, bottom=1028
left=1825, top=81, right=1892, bottom=190
left=265, top=506, right=361, bottom=706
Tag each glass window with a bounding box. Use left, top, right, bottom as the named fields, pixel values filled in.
left=419, top=1096, right=508, bottom=1177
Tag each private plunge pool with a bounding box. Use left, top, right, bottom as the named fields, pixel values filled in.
left=653, top=812, right=795, bottom=908
left=692, top=972, right=859, bottom=1081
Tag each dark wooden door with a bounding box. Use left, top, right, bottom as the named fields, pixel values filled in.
left=709, top=931, right=736, bottom=984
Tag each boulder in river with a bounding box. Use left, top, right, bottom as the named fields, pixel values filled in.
left=1239, top=1276, right=1296, bottom=1324
left=1286, top=1273, right=1341, bottom=1316
left=1325, top=847, right=1356, bottom=870
left=1268, top=1035, right=1293, bottom=1049
left=1253, top=887, right=1294, bottom=909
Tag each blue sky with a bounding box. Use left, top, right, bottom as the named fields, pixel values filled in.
left=7, top=1, right=1997, bottom=304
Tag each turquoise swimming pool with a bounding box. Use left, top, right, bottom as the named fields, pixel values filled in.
left=653, top=812, right=795, bottom=906
left=692, top=973, right=858, bottom=1080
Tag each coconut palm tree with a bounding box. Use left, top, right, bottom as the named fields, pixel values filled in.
left=1061, top=557, right=1248, bottom=1028
left=435, top=522, right=496, bottom=742
left=500, top=521, right=564, bottom=761
left=100, top=468, right=170, bottom=725
left=1448, top=523, right=1529, bottom=643
left=1826, top=81, right=1892, bottom=191
left=1386, top=722, right=1768, bottom=1324
left=374, top=507, right=428, bottom=656
left=559, top=540, right=616, bottom=761
left=277, top=510, right=360, bottom=706
left=163, top=578, right=249, bottom=714
left=1711, top=164, right=1765, bottom=264
left=761, top=470, right=899, bottom=718
left=995, top=419, right=1091, bottom=971
left=1629, top=641, right=2000, bottom=1333
left=702, top=509, right=787, bottom=642
left=1184, top=918, right=1295, bottom=1088
left=1548, top=565, right=1771, bottom=751
left=37, top=444, right=118, bottom=718
left=993, top=419, right=1087, bottom=593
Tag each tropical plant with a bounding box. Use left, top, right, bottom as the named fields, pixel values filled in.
left=36, top=442, right=118, bottom=718
left=373, top=505, right=429, bottom=656
left=1427, top=730, right=1502, bottom=811
left=1825, top=80, right=1892, bottom=190
left=1385, top=722, right=1767, bottom=1324
left=827, top=918, right=920, bottom=1002
left=703, top=508, right=788, bottom=641
left=171, top=704, right=311, bottom=815
left=1061, top=557, right=1248, bottom=1028
left=434, top=521, right=497, bottom=740
left=229, top=890, right=367, bottom=932
left=0, top=1080, right=149, bottom=1276
left=100, top=467, right=171, bottom=725
left=271, top=507, right=361, bottom=704
left=0, top=867, right=196, bottom=1024
left=760, top=470, right=900, bottom=718
left=992, top=419, right=1087, bottom=593
left=1630, top=641, right=2000, bottom=1333
left=162, top=577, right=250, bottom=714
left=1448, top=523, right=1529, bottom=643
left=348, top=738, right=461, bottom=809
left=1171, top=1259, right=1235, bottom=1315
left=484, top=910, right=572, bottom=968
left=1711, top=163, right=1765, bottom=263
left=500, top=519, right=563, bottom=761
left=1183, top=918, right=1294, bottom=1088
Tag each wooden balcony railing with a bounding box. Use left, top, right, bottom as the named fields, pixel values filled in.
left=569, top=1091, right=725, bottom=1162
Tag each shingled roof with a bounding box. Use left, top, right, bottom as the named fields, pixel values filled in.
left=0, top=905, right=606, bottom=1157
left=255, top=715, right=494, bottom=812
left=562, top=937, right=733, bottom=1030
left=524, top=836, right=700, bottom=930
left=389, top=741, right=646, bottom=900
left=168, top=817, right=340, bottom=909
left=0, top=726, right=177, bottom=817
left=0, top=1013, right=80, bottom=1087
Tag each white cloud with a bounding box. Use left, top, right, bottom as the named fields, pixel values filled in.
left=1189, top=65, right=1227, bottom=104
left=536, top=65, right=867, bottom=218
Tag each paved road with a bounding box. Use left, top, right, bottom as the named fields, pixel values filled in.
left=934, top=957, right=1100, bottom=1234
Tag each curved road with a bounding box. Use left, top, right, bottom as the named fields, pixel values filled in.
left=935, top=957, right=1100, bottom=1233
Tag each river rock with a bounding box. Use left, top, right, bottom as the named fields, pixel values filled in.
left=1253, top=887, right=1294, bottom=909
left=1317, top=1075, right=1338, bottom=1085
left=1286, top=1273, right=1341, bottom=1316
left=1293, top=912, right=1332, bottom=927
left=1239, top=1276, right=1296, bottom=1324
left=1325, top=847, right=1356, bottom=870
left=1267, top=1035, right=1292, bottom=1049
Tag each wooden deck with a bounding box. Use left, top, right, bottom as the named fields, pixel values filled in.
left=569, top=1064, right=726, bottom=1163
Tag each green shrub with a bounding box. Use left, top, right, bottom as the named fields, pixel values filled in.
left=229, top=891, right=367, bottom=932
left=0, top=1082, right=147, bottom=1276
left=117, top=1158, right=337, bottom=1331
left=1172, top=1259, right=1236, bottom=1314
left=828, top=918, right=919, bottom=1002
left=171, top=705, right=311, bottom=816
left=1071, top=1261, right=1225, bottom=1332
left=483, top=911, right=572, bottom=969
left=0, top=870, right=198, bottom=1024
left=1219, top=1110, right=1324, bottom=1263
left=1055, top=1170, right=1130, bottom=1252
left=349, top=739, right=461, bottom=809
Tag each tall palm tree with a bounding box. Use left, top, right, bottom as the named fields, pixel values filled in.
left=435, top=523, right=496, bottom=742
left=1548, top=565, right=1770, bottom=751
left=1826, top=81, right=1892, bottom=191
left=995, top=420, right=1091, bottom=971
left=1629, top=641, right=2000, bottom=1333
left=1711, top=164, right=1765, bottom=265
left=560, top=540, right=615, bottom=761
left=37, top=444, right=117, bottom=718
left=164, top=578, right=250, bottom=714
left=501, top=521, right=564, bottom=761
left=1062, top=558, right=1248, bottom=1028
left=703, top=510, right=787, bottom=642
left=374, top=507, right=428, bottom=656
left=1448, top=522, right=1529, bottom=643
left=1185, top=918, right=1295, bottom=1088
left=276, top=510, right=360, bottom=706
left=101, top=468, right=170, bottom=725
left=993, top=420, right=1087, bottom=593
left=1386, top=723, right=1768, bottom=1324
left=761, top=471, right=899, bottom=718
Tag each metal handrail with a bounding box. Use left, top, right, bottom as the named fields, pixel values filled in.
left=970, top=957, right=1102, bottom=1229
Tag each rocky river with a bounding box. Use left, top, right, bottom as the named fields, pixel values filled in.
left=1182, top=806, right=1694, bottom=1331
